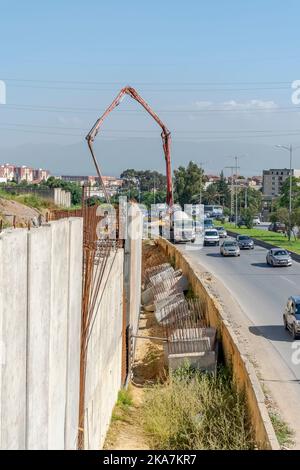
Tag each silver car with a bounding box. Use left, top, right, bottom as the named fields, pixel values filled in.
left=215, top=226, right=227, bottom=238
left=220, top=240, right=240, bottom=257
left=283, top=296, right=300, bottom=339
left=266, top=248, right=292, bottom=267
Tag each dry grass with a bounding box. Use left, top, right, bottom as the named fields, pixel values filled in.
left=142, top=366, right=254, bottom=450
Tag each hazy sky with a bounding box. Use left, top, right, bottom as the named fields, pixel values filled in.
left=1, top=0, right=300, bottom=176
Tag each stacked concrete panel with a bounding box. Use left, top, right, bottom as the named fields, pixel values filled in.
left=142, top=263, right=217, bottom=373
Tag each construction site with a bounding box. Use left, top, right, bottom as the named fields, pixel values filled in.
left=0, top=86, right=281, bottom=451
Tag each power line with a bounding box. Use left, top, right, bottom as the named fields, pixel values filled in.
left=2, top=78, right=293, bottom=85
left=1, top=121, right=300, bottom=134
left=2, top=103, right=300, bottom=115
left=5, top=84, right=293, bottom=92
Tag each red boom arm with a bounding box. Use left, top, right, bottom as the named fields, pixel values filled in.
left=86, top=86, right=173, bottom=206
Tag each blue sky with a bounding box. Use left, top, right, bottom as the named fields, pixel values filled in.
left=1, top=0, right=300, bottom=175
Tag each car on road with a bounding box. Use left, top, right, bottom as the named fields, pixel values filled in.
left=215, top=226, right=227, bottom=238
left=220, top=240, right=240, bottom=257
left=237, top=235, right=254, bottom=250
left=204, top=229, right=220, bottom=246
left=237, top=218, right=246, bottom=228
left=253, top=216, right=261, bottom=225
left=283, top=296, right=300, bottom=339
left=266, top=248, right=292, bottom=267
left=204, top=218, right=214, bottom=229
left=268, top=222, right=286, bottom=233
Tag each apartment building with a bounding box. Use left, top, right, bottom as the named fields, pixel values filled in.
left=262, top=168, right=300, bottom=197
left=0, top=163, right=15, bottom=181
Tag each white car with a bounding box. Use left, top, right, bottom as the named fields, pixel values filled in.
left=220, top=240, right=240, bottom=257
left=253, top=216, right=261, bottom=225
left=204, top=229, right=220, bottom=246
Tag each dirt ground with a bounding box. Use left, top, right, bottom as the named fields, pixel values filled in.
left=0, top=197, right=42, bottom=227
left=104, top=242, right=167, bottom=450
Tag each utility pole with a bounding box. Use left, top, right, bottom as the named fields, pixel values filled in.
left=198, top=161, right=207, bottom=205
left=235, top=156, right=238, bottom=227
left=225, top=164, right=240, bottom=224
left=244, top=186, right=248, bottom=209
left=275, top=144, right=300, bottom=240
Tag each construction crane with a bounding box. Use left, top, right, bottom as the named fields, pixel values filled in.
left=86, top=86, right=173, bottom=206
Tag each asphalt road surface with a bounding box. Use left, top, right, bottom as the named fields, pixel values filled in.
left=182, top=237, right=300, bottom=381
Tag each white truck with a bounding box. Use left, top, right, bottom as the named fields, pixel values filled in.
left=171, top=210, right=196, bottom=243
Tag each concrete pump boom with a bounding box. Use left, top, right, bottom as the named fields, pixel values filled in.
left=86, top=86, right=173, bottom=206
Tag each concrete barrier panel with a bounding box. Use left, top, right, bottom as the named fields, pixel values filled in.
left=65, top=218, right=83, bottom=449
left=84, top=249, right=124, bottom=449
left=124, top=203, right=142, bottom=346
left=0, top=230, right=28, bottom=449
left=48, top=219, right=70, bottom=449
left=26, top=226, right=52, bottom=449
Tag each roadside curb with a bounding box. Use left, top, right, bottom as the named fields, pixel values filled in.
left=227, top=230, right=300, bottom=263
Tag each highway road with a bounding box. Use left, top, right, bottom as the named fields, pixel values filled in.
left=185, top=238, right=300, bottom=379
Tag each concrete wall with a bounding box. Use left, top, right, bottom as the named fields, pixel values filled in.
left=54, top=188, right=72, bottom=208
left=157, top=237, right=280, bottom=450
left=2, top=186, right=72, bottom=208
left=124, top=203, right=143, bottom=341
left=84, top=249, right=124, bottom=450
left=0, top=218, right=83, bottom=449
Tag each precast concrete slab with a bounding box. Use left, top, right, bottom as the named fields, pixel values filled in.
left=168, top=351, right=217, bottom=373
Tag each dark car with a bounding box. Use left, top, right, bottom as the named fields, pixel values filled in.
left=204, top=218, right=214, bottom=229
left=283, top=296, right=300, bottom=339
left=237, top=218, right=246, bottom=228
left=236, top=235, right=254, bottom=249
left=268, top=222, right=286, bottom=233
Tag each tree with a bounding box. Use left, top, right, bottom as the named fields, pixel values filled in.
left=203, top=184, right=219, bottom=204
left=42, top=177, right=82, bottom=205
left=120, top=169, right=166, bottom=193
left=173, top=161, right=204, bottom=207
left=278, top=177, right=300, bottom=209
left=269, top=207, right=289, bottom=225
left=216, top=171, right=230, bottom=206
left=238, top=187, right=262, bottom=213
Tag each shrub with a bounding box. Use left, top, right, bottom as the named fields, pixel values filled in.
left=142, top=366, right=254, bottom=450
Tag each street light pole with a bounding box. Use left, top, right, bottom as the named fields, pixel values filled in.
left=275, top=144, right=298, bottom=239
left=235, top=156, right=238, bottom=228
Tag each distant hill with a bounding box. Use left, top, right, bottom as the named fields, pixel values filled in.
left=0, top=138, right=279, bottom=177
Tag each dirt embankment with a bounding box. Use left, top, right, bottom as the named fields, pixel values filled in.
left=104, top=242, right=168, bottom=450
left=0, top=198, right=43, bottom=227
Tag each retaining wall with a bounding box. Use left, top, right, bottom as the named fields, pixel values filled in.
left=0, top=218, right=83, bottom=449
left=157, top=237, right=280, bottom=450
left=124, top=203, right=143, bottom=349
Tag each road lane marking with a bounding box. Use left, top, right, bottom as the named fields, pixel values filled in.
left=279, top=275, right=297, bottom=286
